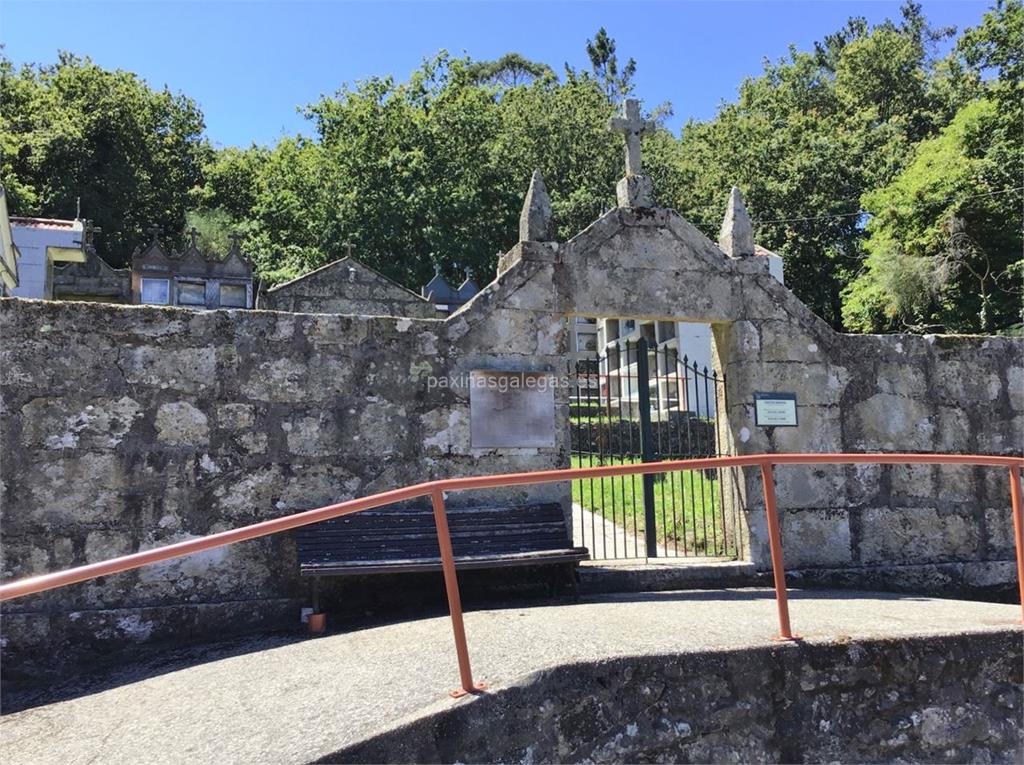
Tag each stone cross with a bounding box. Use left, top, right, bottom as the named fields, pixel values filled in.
left=341, top=240, right=354, bottom=259
left=607, top=99, right=656, bottom=176
left=146, top=224, right=163, bottom=243
left=84, top=221, right=102, bottom=245
left=188, top=227, right=200, bottom=249
left=228, top=231, right=244, bottom=251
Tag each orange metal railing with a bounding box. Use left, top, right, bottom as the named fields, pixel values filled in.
left=1, top=453, right=1022, bottom=697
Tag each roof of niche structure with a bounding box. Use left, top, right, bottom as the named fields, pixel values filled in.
left=264, top=255, right=427, bottom=302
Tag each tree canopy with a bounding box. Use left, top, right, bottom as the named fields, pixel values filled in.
left=1, top=51, right=210, bottom=265
left=1, top=1, right=1020, bottom=333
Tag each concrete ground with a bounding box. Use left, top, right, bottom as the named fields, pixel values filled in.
left=572, top=501, right=676, bottom=559
left=1, top=589, right=1020, bottom=765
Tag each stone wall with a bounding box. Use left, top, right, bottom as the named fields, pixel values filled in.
left=2, top=202, right=1021, bottom=675
left=258, top=257, right=439, bottom=318
left=721, top=322, right=1022, bottom=593
left=0, top=293, right=565, bottom=675
left=330, top=631, right=1024, bottom=764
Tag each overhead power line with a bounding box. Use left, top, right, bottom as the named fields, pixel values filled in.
left=753, top=185, right=1024, bottom=226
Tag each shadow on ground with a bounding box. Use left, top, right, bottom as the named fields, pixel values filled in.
left=0, top=585, right=939, bottom=715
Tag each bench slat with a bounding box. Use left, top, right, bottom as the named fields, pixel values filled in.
left=300, top=548, right=590, bottom=576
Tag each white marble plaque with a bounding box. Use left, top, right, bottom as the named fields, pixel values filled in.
left=470, top=370, right=556, bottom=448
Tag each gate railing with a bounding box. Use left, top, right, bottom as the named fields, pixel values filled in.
left=1, top=453, right=1022, bottom=698
left=570, top=338, right=737, bottom=560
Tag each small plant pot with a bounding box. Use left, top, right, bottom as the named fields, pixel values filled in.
left=308, top=612, right=326, bottom=635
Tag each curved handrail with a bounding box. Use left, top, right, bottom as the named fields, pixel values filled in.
left=2, top=452, right=1022, bottom=697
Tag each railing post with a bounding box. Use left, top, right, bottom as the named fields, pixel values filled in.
left=1009, top=465, right=1024, bottom=624
left=760, top=461, right=798, bottom=641
left=430, top=488, right=485, bottom=697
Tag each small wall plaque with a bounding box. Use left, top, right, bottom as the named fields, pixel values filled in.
left=754, top=392, right=798, bottom=427
left=470, top=370, right=557, bottom=448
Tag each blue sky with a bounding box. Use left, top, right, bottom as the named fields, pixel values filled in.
left=1, top=1, right=991, bottom=148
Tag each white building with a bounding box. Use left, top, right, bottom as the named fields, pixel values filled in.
left=0, top=185, right=20, bottom=295
left=7, top=216, right=86, bottom=299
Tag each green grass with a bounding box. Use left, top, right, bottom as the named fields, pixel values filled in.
left=570, top=454, right=734, bottom=557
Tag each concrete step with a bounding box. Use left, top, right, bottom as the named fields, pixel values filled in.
left=579, top=558, right=762, bottom=595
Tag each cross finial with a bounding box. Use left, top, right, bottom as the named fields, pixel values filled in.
left=84, top=220, right=102, bottom=245
left=607, top=98, right=656, bottom=176
left=146, top=224, right=163, bottom=243
left=227, top=231, right=244, bottom=251
left=188, top=227, right=200, bottom=249
left=342, top=240, right=354, bottom=259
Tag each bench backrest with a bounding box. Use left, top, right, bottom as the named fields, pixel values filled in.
left=296, top=503, right=572, bottom=566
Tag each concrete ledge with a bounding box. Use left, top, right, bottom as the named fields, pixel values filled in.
left=1, top=597, right=303, bottom=684
left=578, top=559, right=1018, bottom=600
left=333, top=631, right=1023, bottom=764
left=788, top=559, right=1019, bottom=600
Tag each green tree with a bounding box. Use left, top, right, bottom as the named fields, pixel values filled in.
left=0, top=51, right=210, bottom=266
left=583, top=27, right=636, bottom=101
left=842, top=1, right=1022, bottom=333
left=671, top=2, right=979, bottom=329
left=199, top=35, right=680, bottom=290
left=843, top=4, right=1023, bottom=333
left=466, top=53, right=553, bottom=88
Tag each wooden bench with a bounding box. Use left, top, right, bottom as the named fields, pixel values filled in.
left=296, top=503, right=589, bottom=617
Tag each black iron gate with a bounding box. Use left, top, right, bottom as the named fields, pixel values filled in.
left=568, top=338, right=741, bottom=560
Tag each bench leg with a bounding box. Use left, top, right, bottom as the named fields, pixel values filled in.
left=308, top=576, right=326, bottom=636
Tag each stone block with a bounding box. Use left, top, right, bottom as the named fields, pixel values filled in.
left=22, top=452, right=126, bottom=528
left=962, top=560, right=1018, bottom=587
left=934, top=464, right=978, bottom=503
left=935, top=406, right=972, bottom=453
left=1008, top=366, right=1024, bottom=411
left=120, top=346, right=217, bottom=393
left=208, top=464, right=285, bottom=520
left=844, top=463, right=883, bottom=505
left=860, top=506, right=981, bottom=564
left=216, top=403, right=256, bottom=430
left=155, top=401, right=209, bottom=447
left=889, top=464, right=937, bottom=501
left=758, top=321, right=826, bottom=364
left=847, top=394, right=933, bottom=451
left=779, top=508, right=852, bottom=567
left=932, top=360, right=1002, bottom=405
left=875, top=363, right=926, bottom=397
left=20, top=396, right=143, bottom=451
left=84, top=530, right=135, bottom=562
left=421, top=406, right=470, bottom=456
left=731, top=321, right=761, bottom=357
left=984, top=506, right=1015, bottom=559
left=768, top=406, right=843, bottom=453
left=974, top=411, right=1018, bottom=454
left=284, top=414, right=338, bottom=457
left=981, top=465, right=1015, bottom=504
left=774, top=465, right=846, bottom=509
left=615, top=174, right=653, bottom=208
